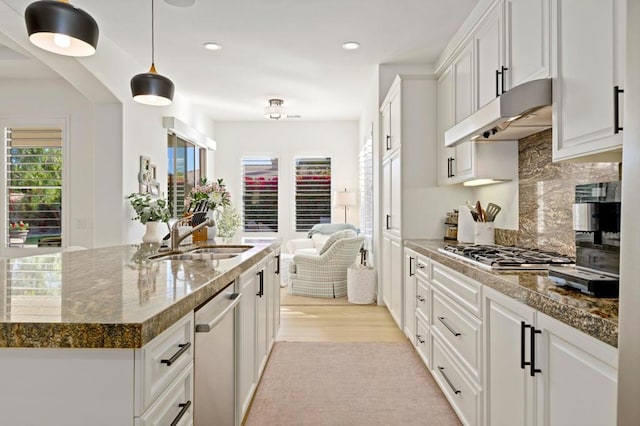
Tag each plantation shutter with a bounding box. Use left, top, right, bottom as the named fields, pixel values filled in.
left=359, top=139, right=373, bottom=240
left=294, top=157, right=331, bottom=232
left=242, top=157, right=279, bottom=232
left=5, top=127, right=63, bottom=247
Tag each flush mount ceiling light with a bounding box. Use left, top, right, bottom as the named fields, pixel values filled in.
left=203, top=42, right=222, bottom=51
left=131, top=0, right=175, bottom=106
left=264, top=98, right=285, bottom=119
left=24, top=0, right=99, bottom=57
left=341, top=41, right=360, bottom=50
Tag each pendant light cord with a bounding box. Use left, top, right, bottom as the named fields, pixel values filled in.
left=151, top=0, right=155, bottom=68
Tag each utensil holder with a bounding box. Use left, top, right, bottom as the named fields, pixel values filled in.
left=474, top=222, right=495, bottom=245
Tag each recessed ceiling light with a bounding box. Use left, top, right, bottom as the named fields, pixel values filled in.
left=341, top=41, right=360, bottom=50
left=203, top=42, right=222, bottom=51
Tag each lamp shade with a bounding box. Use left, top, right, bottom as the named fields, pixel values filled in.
left=25, top=1, right=99, bottom=57
left=334, top=190, right=357, bottom=207
left=131, top=65, right=175, bottom=106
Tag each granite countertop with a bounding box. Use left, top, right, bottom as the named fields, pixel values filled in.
left=405, top=240, right=618, bottom=348
left=0, top=241, right=280, bottom=349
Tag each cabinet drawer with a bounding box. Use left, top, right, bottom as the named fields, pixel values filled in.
left=415, top=279, right=430, bottom=323
left=431, top=261, right=482, bottom=318
left=432, top=336, right=481, bottom=426
left=135, top=313, right=194, bottom=415
left=415, top=256, right=430, bottom=280
left=432, top=288, right=482, bottom=384
left=136, top=362, right=194, bottom=426
left=415, top=314, right=430, bottom=368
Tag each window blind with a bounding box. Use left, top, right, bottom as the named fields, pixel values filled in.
left=5, top=127, right=63, bottom=247
left=359, top=139, right=374, bottom=241
left=242, top=157, right=279, bottom=232
left=294, top=157, right=331, bottom=232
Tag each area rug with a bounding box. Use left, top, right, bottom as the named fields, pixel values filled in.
left=280, top=286, right=353, bottom=306
left=244, top=341, right=461, bottom=426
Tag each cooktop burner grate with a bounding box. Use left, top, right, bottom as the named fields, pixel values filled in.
left=439, top=244, right=575, bottom=270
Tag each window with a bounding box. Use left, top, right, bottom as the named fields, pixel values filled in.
left=5, top=127, right=63, bottom=248
left=294, top=157, right=331, bottom=232
left=167, top=134, right=206, bottom=217
left=242, top=157, right=278, bottom=232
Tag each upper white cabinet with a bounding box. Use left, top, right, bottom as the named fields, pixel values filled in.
left=381, top=84, right=401, bottom=156
left=551, top=0, right=625, bottom=162
left=506, top=0, right=551, bottom=89
left=453, top=41, right=475, bottom=124
left=475, top=0, right=506, bottom=109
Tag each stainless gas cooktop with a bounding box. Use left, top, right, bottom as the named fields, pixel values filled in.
left=438, top=244, right=575, bottom=270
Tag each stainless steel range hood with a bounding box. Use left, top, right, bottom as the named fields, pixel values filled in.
left=445, top=78, right=552, bottom=147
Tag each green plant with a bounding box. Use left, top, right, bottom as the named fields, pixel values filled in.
left=126, top=193, right=169, bottom=224
left=217, top=205, right=242, bottom=238
left=9, top=221, right=29, bottom=231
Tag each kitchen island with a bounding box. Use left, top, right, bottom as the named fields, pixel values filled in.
left=0, top=241, right=281, bottom=426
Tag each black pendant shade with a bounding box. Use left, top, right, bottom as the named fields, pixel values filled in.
left=131, top=65, right=175, bottom=106
left=25, top=0, right=99, bottom=57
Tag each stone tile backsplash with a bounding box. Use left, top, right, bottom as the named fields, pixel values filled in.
left=495, top=129, right=620, bottom=256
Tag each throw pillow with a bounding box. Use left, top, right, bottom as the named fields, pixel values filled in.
left=318, top=229, right=356, bottom=255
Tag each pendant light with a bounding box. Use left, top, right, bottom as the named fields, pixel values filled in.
left=24, top=0, right=99, bottom=57
left=264, top=99, right=285, bottom=119
left=130, top=0, right=175, bottom=106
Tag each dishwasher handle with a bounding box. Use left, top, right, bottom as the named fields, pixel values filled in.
left=195, top=293, right=242, bottom=333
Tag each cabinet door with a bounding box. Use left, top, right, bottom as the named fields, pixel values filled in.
left=271, top=252, right=281, bottom=342
left=389, top=237, right=403, bottom=329
left=382, top=157, right=392, bottom=232
left=381, top=236, right=392, bottom=307
left=536, top=312, right=617, bottom=426
left=381, top=102, right=392, bottom=154
left=475, top=0, right=506, bottom=109
left=552, top=0, right=624, bottom=161
left=437, top=66, right=456, bottom=185
left=507, top=0, right=550, bottom=88
left=237, top=267, right=257, bottom=418
left=403, top=249, right=417, bottom=341
left=454, top=41, right=475, bottom=124
left=453, top=141, right=474, bottom=182
left=484, top=287, right=536, bottom=426
left=389, top=95, right=401, bottom=151
left=255, top=266, right=268, bottom=377
left=389, top=152, right=401, bottom=233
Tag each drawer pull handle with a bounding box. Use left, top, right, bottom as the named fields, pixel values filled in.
left=170, top=400, right=192, bottom=426
left=438, top=316, right=461, bottom=337
left=521, top=321, right=531, bottom=369
left=409, top=256, right=415, bottom=276
left=161, top=342, right=191, bottom=366
left=437, top=366, right=461, bottom=394
left=416, top=334, right=425, bottom=344
left=275, top=254, right=281, bottom=275
left=416, top=295, right=425, bottom=302
left=614, top=86, right=624, bottom=133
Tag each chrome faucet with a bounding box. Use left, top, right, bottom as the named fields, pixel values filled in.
left=170, top=218, right=215, bottom=250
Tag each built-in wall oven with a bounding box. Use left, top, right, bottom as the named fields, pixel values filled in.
left=194, top=282, right=241, bottom=425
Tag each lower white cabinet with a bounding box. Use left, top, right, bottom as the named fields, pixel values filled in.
left=483, top=285, right=618, bottom=426
left=384, top=234, right=403, bottom=329
left=404, top=249, right=418, bottom=340
left=535, top=312, right=618, bottom=426
left=136, top=364, right=194, bottom=426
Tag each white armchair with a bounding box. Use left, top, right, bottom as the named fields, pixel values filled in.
left=289, top=234, right=365, bottom=298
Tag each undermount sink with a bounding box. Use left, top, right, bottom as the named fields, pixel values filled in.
left=147, top=245, right=253, bottom=262
left=189, top=245, right=253, bottom=254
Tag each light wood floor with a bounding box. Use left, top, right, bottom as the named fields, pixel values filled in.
left=276, top=304, right=406, bottom=342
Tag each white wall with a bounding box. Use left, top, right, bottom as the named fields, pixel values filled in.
left=471, top=181, right=519, bottom=230
left=214, top=121, right=359, bottom=247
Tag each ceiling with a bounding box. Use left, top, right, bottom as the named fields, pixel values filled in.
left=1, top=0, right=478, bottom=121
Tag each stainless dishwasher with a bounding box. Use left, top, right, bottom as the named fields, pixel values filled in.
left=194, top=282, right=241, bottom=426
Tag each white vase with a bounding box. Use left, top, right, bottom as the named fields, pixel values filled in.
left=142, top=221, right=165, bottom=244
left=206, top=210, right=218, bottom=242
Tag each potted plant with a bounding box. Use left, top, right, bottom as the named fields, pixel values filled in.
left=126, top=193, right=169, bottom=244
left=9, top=221, right=29, bottom=243
left=185, top=178, right=232, bottom=241
left=217, top=205, right=242, bottom=243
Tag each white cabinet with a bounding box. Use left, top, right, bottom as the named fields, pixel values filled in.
left=506, top=0, right=551, bottom=89
left=551, top=0, right=625, bottom=162
left=535, top=312, right=618, bottom=426
left=475, top=0, right=506, bottom=109
left=381, top=235, right=392, bottom=308
left=484, top=286, right=537, bottom=426
left=237, top=266, right=258, bottom=417
left=453, top=41, right=475, bottom=124
left=382, top=151, right=401, bottom=234
left=483, top=286, right=618, bottom=426
left=389, top=236, right=403, bottom=329
left=381, top=83, right=401, bottom=155
left=403, top=249, right=418, bottom=340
